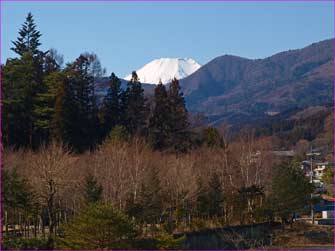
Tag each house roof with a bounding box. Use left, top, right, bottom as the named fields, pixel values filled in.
left=322, top=195, right=335, bottom=202
left=272, top=150, right=295, bottom=157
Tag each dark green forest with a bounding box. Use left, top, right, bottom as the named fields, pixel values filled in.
left=2, top=13, right=192, bottom=153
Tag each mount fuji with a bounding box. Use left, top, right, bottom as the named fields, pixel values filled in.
left=95, top=39, right=333, bottom=127
left=124, top=58, right=201, bottom=85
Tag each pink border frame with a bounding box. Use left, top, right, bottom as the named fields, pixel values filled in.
left=0, top=0, right=334, bottom=251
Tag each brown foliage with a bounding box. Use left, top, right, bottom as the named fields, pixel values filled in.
left=3, top=132, right=278, bottom=232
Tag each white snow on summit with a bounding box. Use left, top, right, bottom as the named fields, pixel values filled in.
left=124, top=58, right=201, bottom=85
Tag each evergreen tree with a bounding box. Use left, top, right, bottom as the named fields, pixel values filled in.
left=57, top=203, right=181, bottom=250
left=124, top=71, right=147, bottom=135
left=35, top=71, right=66, bottom=137
left=195, top=174, right=224, bottom=219
left=53, top=73, right=77, bottom=145
left=126, top=167, right=162, bottom=224
left=167, top=78, right=191, bottom=153
left=207, top=172, right=224, bottom=218
left=269, top=160, right=313, bottom=224
left=148, top=81, right=171, bottom=150
left=195, top=178, right=209, bottom=218
left=202, top=127, right=224, bottom=148
left=108, top=125, right=130, bottom=142
left=33, top=51, right=64, bottom=144
left=2, top=169, right=33, bottom=212
left=2, top=53, right=40, bottom=148
left=101, top=73, right=123, bottom=136
left=57, top=203, right=138, bottom=250
left=59, top=54, right=100, bottom=151
left=84, top=174, right=103, bottom=204
left=11, top=12, right=41, bottom=57
left=3, top=13, right=48, bottom=148
left=139, top=168, right=163, bottom=223
left=2, top=169, right=39, bottom=239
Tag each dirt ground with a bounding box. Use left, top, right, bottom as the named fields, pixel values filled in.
left=269, top=221, right=334, bottom=250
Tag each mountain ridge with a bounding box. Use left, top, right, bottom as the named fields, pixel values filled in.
left=180, top=38, right=334, bottom=125
left=96, top=38, right=333, bottom=126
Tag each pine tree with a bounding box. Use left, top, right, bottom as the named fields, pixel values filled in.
left=2, top=58, right=25, bottom=147
left=2, top=169, right=38, bottom=241
left=195, top=178, right=209, bottom=218
left=33, top=51, right=64, bottom=144
left=84, top=174, right=103, bottom=204
left=59, top=54, right=100, bottom=151
left=53, top=74, right=77, bottom=145
left=207, top=172, right=224, bottom=217
left=101, top=73, right=123, bottom=136
left=138, top=167, right=163, bottom=224
left=126, top=167, right=162, bottom=224
left=2, top=169, right=33, bottom=212
left=11, top=12, right=42, bottom=57
left=108, top=125, right=130, bottom=142
left=2, top=53, right=39, bottom=148
left=238, top=185, right=264, bottom=223
left=3, top=13, right=47, bottom=148
left=167, top=78, right=191, bottom=153
left=57, top=203, right=138, bottom=250
left=269, top=160, right=313, bottom=224
left=49, top=72, right=68, bottom=142
left=202, top=127, right=224, bottom=148
left=148, top=81, right=171, bottom=150
left=124, top=71, right=147, bottom=135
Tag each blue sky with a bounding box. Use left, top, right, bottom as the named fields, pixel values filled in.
left=2, top=1, right=334, bottom=77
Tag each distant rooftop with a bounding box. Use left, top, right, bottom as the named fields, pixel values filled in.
left=272, top=150, right=295, bottom=157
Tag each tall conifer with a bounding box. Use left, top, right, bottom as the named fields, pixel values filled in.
left=58, top=54, right=99, bottom=151
left=168, top=78, right=191, bottom=153
left=11, top=12, right=41, bottom=57
left=101, top=73, right=123, bottom=136
left=124, top=71, right=147, bottom=135
left=148, top=81, right=171, bottom=150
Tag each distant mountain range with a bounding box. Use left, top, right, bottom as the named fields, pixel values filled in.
left=181, top=38, right=334, bottom=125
left=97, top=38, right=334, bottom=126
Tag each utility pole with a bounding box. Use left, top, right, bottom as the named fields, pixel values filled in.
left=306, top=147, right=321, bottom=224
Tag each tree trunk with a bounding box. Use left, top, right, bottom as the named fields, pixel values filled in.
left=41, top=215, right=46, bottom=238
left=34, top=217, right=37, bottom=237
left=5, top=210, right=8, bottom=236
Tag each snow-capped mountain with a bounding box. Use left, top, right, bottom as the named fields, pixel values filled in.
left=124, top=58, right=201, bottom=85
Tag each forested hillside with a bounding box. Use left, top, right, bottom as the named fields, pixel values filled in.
left=180, top=38, right=333, bottom=125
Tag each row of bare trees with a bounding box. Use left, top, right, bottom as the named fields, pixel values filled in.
left=2, top=130, right=281, bottom=238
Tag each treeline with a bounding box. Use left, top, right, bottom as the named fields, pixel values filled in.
left=2, top=13, right=192, bottom=153
left=3, top=138, right=313, bottom=249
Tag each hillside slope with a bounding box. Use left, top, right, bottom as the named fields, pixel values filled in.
left=181, top=38, right=334, bottom=125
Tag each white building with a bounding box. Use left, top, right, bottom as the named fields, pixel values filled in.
left=322, top=210, right=334, bottom=219
left=313, top=162, right=329, bottom=180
